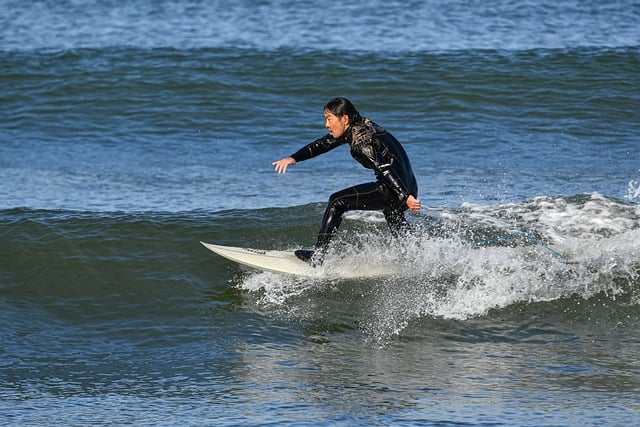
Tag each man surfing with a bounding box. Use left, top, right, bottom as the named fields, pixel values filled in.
left=273, top=97, right=421, bottom=265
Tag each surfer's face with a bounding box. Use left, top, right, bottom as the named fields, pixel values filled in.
left=324, top=109, right=349, bottom=138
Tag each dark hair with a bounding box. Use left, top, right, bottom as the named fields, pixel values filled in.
left=324, top=97, right=362, bottom=123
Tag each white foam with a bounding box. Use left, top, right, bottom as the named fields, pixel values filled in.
left=626, top=179, right=640, bottom=201
left=237, top=193, right=640, bottom=340
left=240, top=271, right=321, bottom=307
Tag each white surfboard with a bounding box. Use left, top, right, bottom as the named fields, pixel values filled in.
left=200, top=241, right=394, bottom=278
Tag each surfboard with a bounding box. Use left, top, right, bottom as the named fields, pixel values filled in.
left=200, top=241, right=395, bottom=278
left=201, top=242, right=315, bottom=276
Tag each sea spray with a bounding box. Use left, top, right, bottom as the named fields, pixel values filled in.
left=627, top=178, right=640, bottom=201
left=236, top=193, right=640, bottom=342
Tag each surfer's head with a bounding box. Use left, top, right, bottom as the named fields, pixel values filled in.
left=323, top=97, right=362, bottom=138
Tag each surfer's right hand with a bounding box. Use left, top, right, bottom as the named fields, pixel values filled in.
left=272, top=157, right=296, bottom=174
left=406, top=195, right=421, bottom=211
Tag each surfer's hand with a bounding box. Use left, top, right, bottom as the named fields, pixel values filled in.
left=272, top=157, right=296, bottom=174
left=406, top=195, right=421, bottom=211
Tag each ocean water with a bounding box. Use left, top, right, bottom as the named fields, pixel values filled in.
left=1, top=1, right=640, bottom=426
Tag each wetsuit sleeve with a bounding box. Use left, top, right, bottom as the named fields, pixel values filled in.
left=355, top=142, right=412, bottom=202
left=290, top=134, right=343, bottom=162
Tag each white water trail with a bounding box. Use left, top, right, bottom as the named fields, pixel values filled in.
left=237, top=193, right=640, bottom=341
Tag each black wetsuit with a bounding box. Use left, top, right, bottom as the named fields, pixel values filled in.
left=291, top=118, right=418, bottom=254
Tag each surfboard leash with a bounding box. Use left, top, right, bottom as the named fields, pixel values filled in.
left=417, top=207, right=569, bottom=261
left=472, top=230, right=568, bottom=260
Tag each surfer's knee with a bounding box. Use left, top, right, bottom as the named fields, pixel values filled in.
left=327, top=192, right=351, bottom=215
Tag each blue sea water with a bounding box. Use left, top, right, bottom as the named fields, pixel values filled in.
left=1, top=1, right=640, bottom=426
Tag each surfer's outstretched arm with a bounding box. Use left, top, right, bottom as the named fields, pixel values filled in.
left=272, top=157, right=296, bottom=174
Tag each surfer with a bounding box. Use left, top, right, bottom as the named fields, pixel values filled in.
left=273, top=97, right=421, bottom=265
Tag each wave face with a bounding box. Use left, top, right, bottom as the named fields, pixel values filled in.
left=2, top=193, right=638, bottom=337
